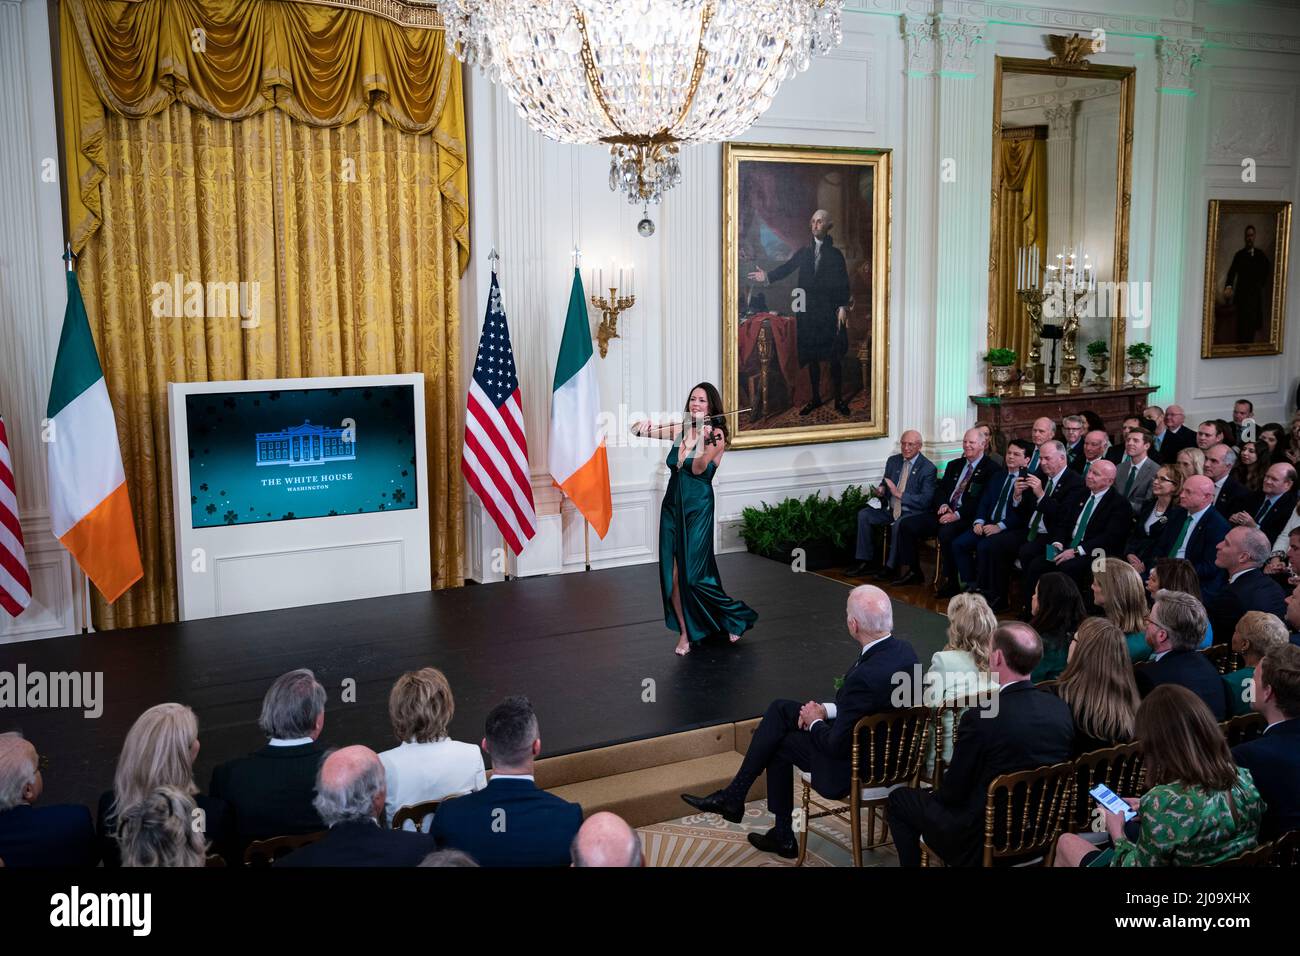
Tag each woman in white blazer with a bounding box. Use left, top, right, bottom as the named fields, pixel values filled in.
left=924, top=593, right=999, bottom=774
left=379, top=668, right=487, bottom=829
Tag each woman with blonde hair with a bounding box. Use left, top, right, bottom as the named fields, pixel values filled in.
left=1223, top=611, right=1291, bottom=716
left=1091, top=558, right=1151, bottom=662
left=116, top=786, right=207, bottom=867
left=1176, top=447, right=1205, bottom=480
left=378, top=667, right=487, bottom=829
left=97, top=703, right=230, bottom=866
left=923, top=593, right=998, bottom=772
left=1054, top=617, right=1140, bottom=754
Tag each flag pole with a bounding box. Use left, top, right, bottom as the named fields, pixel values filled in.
left=65, top=244, right=90, bottom=632
left=584, top=519, right=591, bottom=572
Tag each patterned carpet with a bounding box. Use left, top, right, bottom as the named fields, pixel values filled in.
left=638, top=797, right=902, bottom=868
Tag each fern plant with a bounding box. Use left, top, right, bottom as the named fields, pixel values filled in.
left=740, top=484, right=873, bottom=559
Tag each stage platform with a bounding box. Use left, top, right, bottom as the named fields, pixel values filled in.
left=0, top=552, right=951, bottom=809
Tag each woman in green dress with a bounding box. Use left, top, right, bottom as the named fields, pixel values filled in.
left=632, top=383, right=757, bottom=656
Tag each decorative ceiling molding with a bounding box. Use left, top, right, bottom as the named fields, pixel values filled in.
left=1001, top=80, right=1121, bottom=112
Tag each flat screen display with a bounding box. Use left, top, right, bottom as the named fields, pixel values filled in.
left=185, top=385, right=418, bottom=528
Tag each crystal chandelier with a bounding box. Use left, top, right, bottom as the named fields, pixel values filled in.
left=440, top=1, right=844, bottom=205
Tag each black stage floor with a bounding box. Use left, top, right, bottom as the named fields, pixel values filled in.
left=0, top=552, right=950, bottom=809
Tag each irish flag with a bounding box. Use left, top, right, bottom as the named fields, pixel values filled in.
left=548, top=269, right=611, bottom=538
left=46, top=271, right=142, bottom=602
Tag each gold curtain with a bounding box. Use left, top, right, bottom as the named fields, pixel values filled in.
left=60, top=0, right=469, bottom=628
left=995, top=128, right=1048, bottom=366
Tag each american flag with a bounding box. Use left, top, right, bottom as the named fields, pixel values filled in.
left=461, top=272, right=537, bottom=555
left=0, top=415, right=33, bottom=616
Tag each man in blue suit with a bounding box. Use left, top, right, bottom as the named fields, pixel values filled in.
left=1153, top=475, right=1231, bottom=599
left=950, top=438, right=1033, bottom=607
left=682, top=585, right=919, bottom=858
left=1232, top=644, right=1300, bottom=839
left=1135, top=589, right=1227, bottom=719
left=0, top=732, right=97, bottom=867
left=432, top=697, right=581, bottom=867
left=847, top=430, right=937, bottom=577
left=1207, top=527, right=1288, bottom=645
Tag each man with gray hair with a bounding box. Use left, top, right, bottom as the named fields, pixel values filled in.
left=1137, top=589, right=1227, bottom=718
left=682, top=585, right=918, bottom=858
left=571, top=811, right=644, bottom=867
left=1207, top=526, right=1288, bottom=647
left=1204, top=443, right=1248, bottom=518
left=1061, top=414, right=1087, bottom=467
left=746, top=207, right=852, bottom=416
left=0, top=732, right=97, bottom=866
left=210, top=668, right=328, bottom=850
left=277, top=746, right=431, bottom=866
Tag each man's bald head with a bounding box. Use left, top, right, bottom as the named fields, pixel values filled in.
left=1086, top=458, right=1117, bottom=491
left=1181, top=474, right=1215, bottom=512
left=1032, top=417, right=1056, bottom=446
left=847, top=584, right=893, bottom=643
left=990, top=622, right=1043, bottom=683
left=0, top=732, right=40, bottom=811
left=1083, top=430, right=1108, bottom=461
left=899, top=430, right=922, bottom=459
left=314, top=745, right=386, bottom=826
left=571, top=812, right=643, bottom=867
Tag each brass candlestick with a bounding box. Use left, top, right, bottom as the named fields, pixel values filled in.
left=591, top=286, right=636, bottom=358
left=1015, top=287, right=1049, bottom=389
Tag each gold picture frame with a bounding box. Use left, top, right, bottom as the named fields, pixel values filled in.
left=722, top=143, right=890, bottom=449
left=1201, top=200, right=1290, bottom=358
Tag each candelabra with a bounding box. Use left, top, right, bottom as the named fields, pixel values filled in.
left=1016, top=244, right=1095, bottom=390
left=1015, top=287, right=1049, bottom=390
left=591, top=287, right=636, bottom=358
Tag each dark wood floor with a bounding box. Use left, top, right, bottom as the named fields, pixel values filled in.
left=0, top=552, right=951, bottom=809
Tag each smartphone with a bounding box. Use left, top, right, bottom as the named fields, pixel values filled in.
left=1089, top=783, right=1136, bottom=821
left=1045, top=543, right=1059, bottom=561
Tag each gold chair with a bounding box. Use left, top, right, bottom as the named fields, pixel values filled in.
left=981, top=760, right=1076, bottom=866
left=391, top=799, right=443, bottom=833
left=1068, top=741, right=1146, bottom=833
left=243, top=830, right=327, bottom=866
left=204, top=853, right=227, bottom=867
left=795, top=706, right=932, bottom=867
left=1201, top=644, right=1244, bottom=675
left=1219, top=712, right=1266, bottom=747
left=1268, top=829, right=1300, bottom=867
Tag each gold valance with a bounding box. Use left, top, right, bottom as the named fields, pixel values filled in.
left=61, top=0, right=468, bottom=267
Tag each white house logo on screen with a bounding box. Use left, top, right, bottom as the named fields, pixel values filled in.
left=254, top=420, right=356, bottom=468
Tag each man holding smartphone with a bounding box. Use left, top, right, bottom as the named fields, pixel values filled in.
left=1014, top=441, right=1086, bottom=616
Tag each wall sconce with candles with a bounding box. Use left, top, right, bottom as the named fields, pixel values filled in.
left=589, top=263, right=636, bottom=358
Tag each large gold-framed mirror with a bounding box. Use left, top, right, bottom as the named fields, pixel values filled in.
left=989, top=54, right=1135, bottom=390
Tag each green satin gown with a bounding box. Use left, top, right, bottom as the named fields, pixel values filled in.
left=659, top=443, right=758, bottom=642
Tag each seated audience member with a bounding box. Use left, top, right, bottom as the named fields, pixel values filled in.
left=1092, top=558, right=1152, bottom=662
left=1232, top=399, right=1254, bottom=440
left=1207, top=527, right=1287, bottom=644
left=1071, top=430, right=1110, bottom=476
left=1224, top=612, right=1290, bottom=717
left=683, top=585, right=918, bottom=859
left=1205, top=444, right=1248, bottom=518
left=1136, top=589, right=1227, bottom=719
left=434, top=696, right=582, bottom=866
left=1144, top=405, right=1167, bottom=459
left=0, top=732, right=97, bottom=867
left=1080, top=410, right=1106, bottom=437
left=1232, top=643, right=1300, bottom=839
left=1158, top=405, right=1197, bottom=461
left=1287, top=412, right=1300, bottom=466
left=1198, top=419, right=1227, bottom=452
left=99, top=702, right=231, bottom=867
left=116, top=786, right=207, bottom=868
left=1231, top=441, right=1269, bottom=493
left=848, top=429, right=937, bottom=578
left=419, top=848, right=479, bottom=866
left=925, top=593, right=999, bottom=772
left=975, top=422, right=1004, bottom=467
left=887, top=623, right=1075, bottom=867
left=1026, top=417, right=1057, bottom=474
left=1115, top=430, right=1158, bottom=514
left=1061, top=415, right=1086, bottom=468
left=1258, top=423, right=1289, bottom=464
left=1153, top=475, right=1230, bottom=599
left=1146, top=558, right=1215, bottom=647
left=379, top=668, right=487, bottom=829
left=891, top=428, right=996, bottom=589
left=1124, top=465, right=1185, bottom=575
left=278, top=746, right=432, bottom=866
left=1054, top=684, right=1262, bottom=867
left=1021, top=459, right=1131, bottom=605
left=1288, top=584, right=1300, bottom=645
left=1028, top=572, right=1087, bottom=681
left=1053, top=617, right=1140, bottom=754
left=1105, top=419, right=1141, bottom=465
left=570, top=812, right=644, bottom=867
left=1015, top=441, right=1086, bottom=615
left=953, top=438, right=1034, bottom=611
left=210, top=668, right=328, bottom=848
left=1176, top=447, right=1206, bottom=481
left=1263, top=525, right=1300, bottom=592
left=1230, top=463, right=1297, bottom=547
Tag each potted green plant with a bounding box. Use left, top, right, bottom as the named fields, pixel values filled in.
left=1126, top=342, right=1152, bottom=386
left=739, top=485, right=873, bottom=570
left=1086, top=340, right=1109, bottom=387
left=984, top=348, right=1018, bottom=395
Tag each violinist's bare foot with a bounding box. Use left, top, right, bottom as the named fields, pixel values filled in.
left=729, top=632, right=742, bottom=644
left=675, top=635, right=691, bottom=656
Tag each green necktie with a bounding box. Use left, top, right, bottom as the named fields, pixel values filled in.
left=1082, top=460, right=1091, bottom=477
left=1027, top=477, right=1054, bottom=541
left=1070, top=495, right=1097, bottom=549
left=1123, top=463, right=1138, bottom=497
left=991, top=473, right=1013, bottom=524
left=1167, top=514, right=1194, bottom=556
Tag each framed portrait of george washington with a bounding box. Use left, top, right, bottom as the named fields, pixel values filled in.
left=722, top=143, right=890, bottom=449
left=1201, top=200, right=1290, bottom=358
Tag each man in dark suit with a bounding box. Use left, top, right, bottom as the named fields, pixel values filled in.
left=887, top=622, right=1074, bottom=866
left=1026, top=417, right=1057, bottom=475
left=1223, top=225, right=1272, bottom=344
left=683, top=585, right=919, bottom=858
left=747, top=208, right=852, bottom=416
left=277, top=746, right=432, bottom=866
left=1136, top=589, right=1227, bottom=719
left=1070, top=429, right=1111, bottom=476
left=210, top=668, right=328, bottom=851
left=892, top=428, right=998, bottom=589
left=1015, top=441, right=1086, bottom=615
left=1061, top=415, right=1087, bottom=468
left=1205, top=443, right=1248, bottom=518
left=848, top=429, right=937, bottom=577
left=1154, top=475, right=1231, bottom=599
left=1230, top=463, right=1298, bottom=548
left=0, top=732, right=97, bottom=867
left=1207, top=528, right=1288, bottom=645
left=1153, top=404, right=1196, bottom=462
left=433, top=696, right=582, bottom=867
left=1232, top=644, right=1300, bottom=839
left=952, top=439, right=1034, bottom=609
